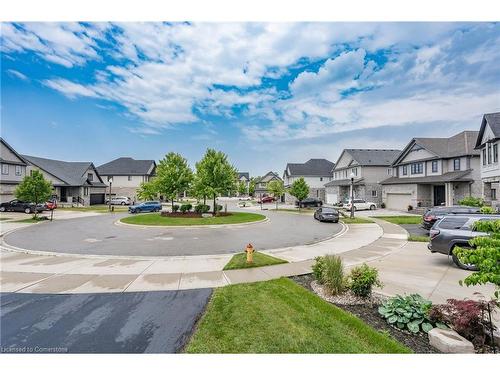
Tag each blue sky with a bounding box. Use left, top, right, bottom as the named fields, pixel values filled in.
left=1, top=22, right=499, bottom=176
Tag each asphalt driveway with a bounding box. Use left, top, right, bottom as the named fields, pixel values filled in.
left=0, top=289, right=212, bottom=353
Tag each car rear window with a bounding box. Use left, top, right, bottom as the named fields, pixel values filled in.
left=322, top=208, right=337, bottom=213
left=438, top=217, right=469, bottom=229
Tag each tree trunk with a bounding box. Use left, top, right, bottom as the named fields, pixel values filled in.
left=276, top=197, right=278, bottom=210
left=171, top=197, right=174, bottom=212
left=213, top=194, right=216, bottom=216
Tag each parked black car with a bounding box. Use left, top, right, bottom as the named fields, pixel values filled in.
left=0, top=199, right=45, bottom=214
left=295, top=197, right=323, bottom=208
left=428, top=214, right=500, bottom=270
left=313, top=207, right=339, bottom=223
left=421, top=205, right=481, bottom=230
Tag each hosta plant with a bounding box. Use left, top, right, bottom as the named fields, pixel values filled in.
left=378, top=294, right=444, bottom=334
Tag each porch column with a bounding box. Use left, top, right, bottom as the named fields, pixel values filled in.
left=445, top=183, right=453, bottom=206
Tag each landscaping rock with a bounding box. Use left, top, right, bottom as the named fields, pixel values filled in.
left=428, top=328, right=475, bottom=353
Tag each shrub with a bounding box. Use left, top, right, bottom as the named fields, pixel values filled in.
left=194, top=204, right=210, bottom=213
left=428, top=298, right=498, bottom=348
left=172, top=204, right=180, bottom=213
left=348, top=264, right=382, bottom=298
left=458, top=196, right=484, bottom=207
left=321, top=255, right=346, bottom=295
left=216, top=204, right=223, bottom=212
left=480, top=205, right=495, bottom=214
left=407, top=205, right=413, bottom=211
left=180, top=203, right=192, bottom=213
left=380, top=202, right=386, bottom=209
left=312, top=256, right=326, bottom=282
left=378, top=294, right=439, bottom=334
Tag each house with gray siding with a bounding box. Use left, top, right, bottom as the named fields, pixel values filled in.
left=283, top=159, right=335, bottom=203
left=23, top=155, right=107, bottom=206
left=381, top=131, right=481, bottom=210
left=474, top=112, right=500, bottom=208
left=237, top=172, right=250, bottom=195
left=325, top=149, right=400, bottom=205
left=254, top=171, right=282, bottom=197
left=0, top=138, right=28, bottom=203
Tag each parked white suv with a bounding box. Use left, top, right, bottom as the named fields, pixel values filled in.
left=344, top=199, right=377, bottom=211
left=106, top=196, right=132, bottom=205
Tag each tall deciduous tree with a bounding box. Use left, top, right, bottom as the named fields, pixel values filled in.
left=248, top=177, right=258, bottom=197
left=137, top=179, right=158, bottom=201
left=238, top=180, right=247, bottom=196
left=196, top=149, right=237, bottom=216
left=289, top=177, right=309, bottom=211
left=15, top=170, right=52, bottom=218
left=155, top=152, right=193, bottom=211
left=267, top=179, right=285, bottom=210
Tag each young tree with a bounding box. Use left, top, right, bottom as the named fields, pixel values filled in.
left=15, top=170, right=52, bottom=218
left=289, top=177, right=309, bottom=211
left=238, top=180, right=247, bottom=196
left=155, top=152, right=193, bottom=211
left=196, top=149, right=237, bottom=216
left=190, top=173, right=210, bottom=205
left=137, top=179, right=158, bottom=201
left=248, top=177, right=258, bottom=197
left=267, top=179, right=285, bottom=210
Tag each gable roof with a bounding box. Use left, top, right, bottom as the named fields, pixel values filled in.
left=238, top=172, right=250, bottom=180
left=285, top=158, right=335, bottom=177
left=97, top=157, right=156, bottom=176
left=474, top=112, right=500, bottom=149
left=393, top=130, right=479, bottom=165
left=335, top=149, right=401, bottom=169
left=22, top=155, right=105, bottom=187
left=0, top=138, right=28, bottom=165
left=256, top=171, right=282, bottom=183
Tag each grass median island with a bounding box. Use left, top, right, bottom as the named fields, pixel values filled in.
left=223, top=251, right=287, bottom=270
left=120, top=211, right=266, bottom=226
left=373, top=215, right=421, bottom=224
left=186, top=278, right=411, bottom=353
left=341, top=217, right=374, bottom=224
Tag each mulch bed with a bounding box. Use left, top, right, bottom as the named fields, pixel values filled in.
left=290, top=274, right=439, bottom=353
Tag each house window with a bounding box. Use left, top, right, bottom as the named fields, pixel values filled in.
left=15, top=165, right=22, bottom=176
left=320, top=177, right=323, bottom=181
left=453, top=158, right=460, bottom=171
left=371, top=190, right=377, bottom=197
left=402, top=165, right=407, bottom=176
left=483, top=149, right=487, bottom=165
left=431, top=160, right=438, bottom=173
left=87, top=173, right=93, bottom=181
left=411, top=162, right=423, bottom=174
left=83, top=187, right=89, bottom=195
left=494, top=144, right=498, bottom=163
left=2, top=164, right=8, bottom=175
left=492, top=189, right=497, bottom=200
left=128, top=176, right=132, bottom=181
left=351, top=168, right=357, bottom=176
left=387, top=168, right=391, bottom=175
left=487, top=143, right=492, bottom=164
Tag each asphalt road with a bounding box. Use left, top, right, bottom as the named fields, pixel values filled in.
left=0, top=289, right=212, bottom=353
left=4, top=207, right=342, bottom=256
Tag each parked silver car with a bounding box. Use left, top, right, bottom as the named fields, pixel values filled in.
left=106, top=196, right=132, bottom=205
left=428, top=214, right=500, bottom=270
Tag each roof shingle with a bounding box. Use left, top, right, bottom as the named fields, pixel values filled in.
left=97, top=157, right=156, bottom=176
left=285, top=159, right=335, bottom=177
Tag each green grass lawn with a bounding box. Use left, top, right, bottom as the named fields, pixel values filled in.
left=186, top=278, right=411, bottom=353
left=341, top=217, right=374, bottom=224
left=0, top=217, right=12, bottom=221
left=223, top=251, right=287, bottom=270
left=121, top=211, right=266, bottom=226
left=408, top=234, right=429, bottom=242
left=12, top=217, right=49, bottom=223
left=373, top=215, right=421, bottom=224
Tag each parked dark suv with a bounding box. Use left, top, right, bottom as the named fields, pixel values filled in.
left=428, top=214, right=500, bottom=270
left=295, top=197, right=323, bottom=208
left=421, top=206, right=481, bottom=230
left=0, top=199, right=45, bottom=214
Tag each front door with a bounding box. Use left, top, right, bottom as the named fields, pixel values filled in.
left=60, top=187, right=67, bottom=202
left=433, top=185, right=446, bottom=206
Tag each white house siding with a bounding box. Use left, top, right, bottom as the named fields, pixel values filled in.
left=100, top=174, right=151, bottom=200
left=284, top=176, right=331, bottom=203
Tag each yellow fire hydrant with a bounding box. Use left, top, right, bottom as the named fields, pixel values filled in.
left=245, top=243, right=255, bottom=264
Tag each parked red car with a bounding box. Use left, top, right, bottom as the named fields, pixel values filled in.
left=45, top=199, right=57, bottom=210
left=258, top=196, right=275, bottom=204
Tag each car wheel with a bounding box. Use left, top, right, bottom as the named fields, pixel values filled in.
left=24, top=208, right=32, bottom=214
left=370, top=205, right=376, bottom=210
left=0, top=207, right=5, bottom=212
left=451, top=246, right=478, bottom=271
left=121, top=202, right=126, bottom=205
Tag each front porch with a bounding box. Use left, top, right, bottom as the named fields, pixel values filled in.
left=482, top=179, right=499, bottom=208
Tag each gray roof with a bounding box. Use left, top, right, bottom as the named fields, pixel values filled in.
left=380, top=170, right=473, bottom=185
left=22, top=155, right=106, bottom=187
left=337, top=149, right=401, bottom=168
left=475, top=112, right=500, bottom=149
left=97, top=157, right=156, bottom=176
left=394, top=131, right=479, bottom=165
left=324, top=178, right=364, bottom=187
left=256, top=171, right=282, bottom=183
left=285, top=159, right=335, bottom=177
left=238, top=172, right=250, bottom=180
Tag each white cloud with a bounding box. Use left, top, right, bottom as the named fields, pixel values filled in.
left=6, top=69, right=29, bottom=81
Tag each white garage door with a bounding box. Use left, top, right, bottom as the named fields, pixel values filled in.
left=326, top=193, right=338, bottom=205
left=386, top=193, right=412, bottom=210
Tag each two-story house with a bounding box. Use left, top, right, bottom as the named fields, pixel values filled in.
left=0, top=138, right=28, bottom=203
left=237, top=172, right=250, bottom=195
left=474, top=112, right=500, bottom=208
left=97, top=157, right=156, bottom=201
left=22, top=155, right=108, bottom=206
left=283, top=159, right=335, bottom=203
left=325, top=149, right=401, bottom=205
left=254, top=171, right=282, bottom=198
left=381, top=131, right=481, bottom=210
